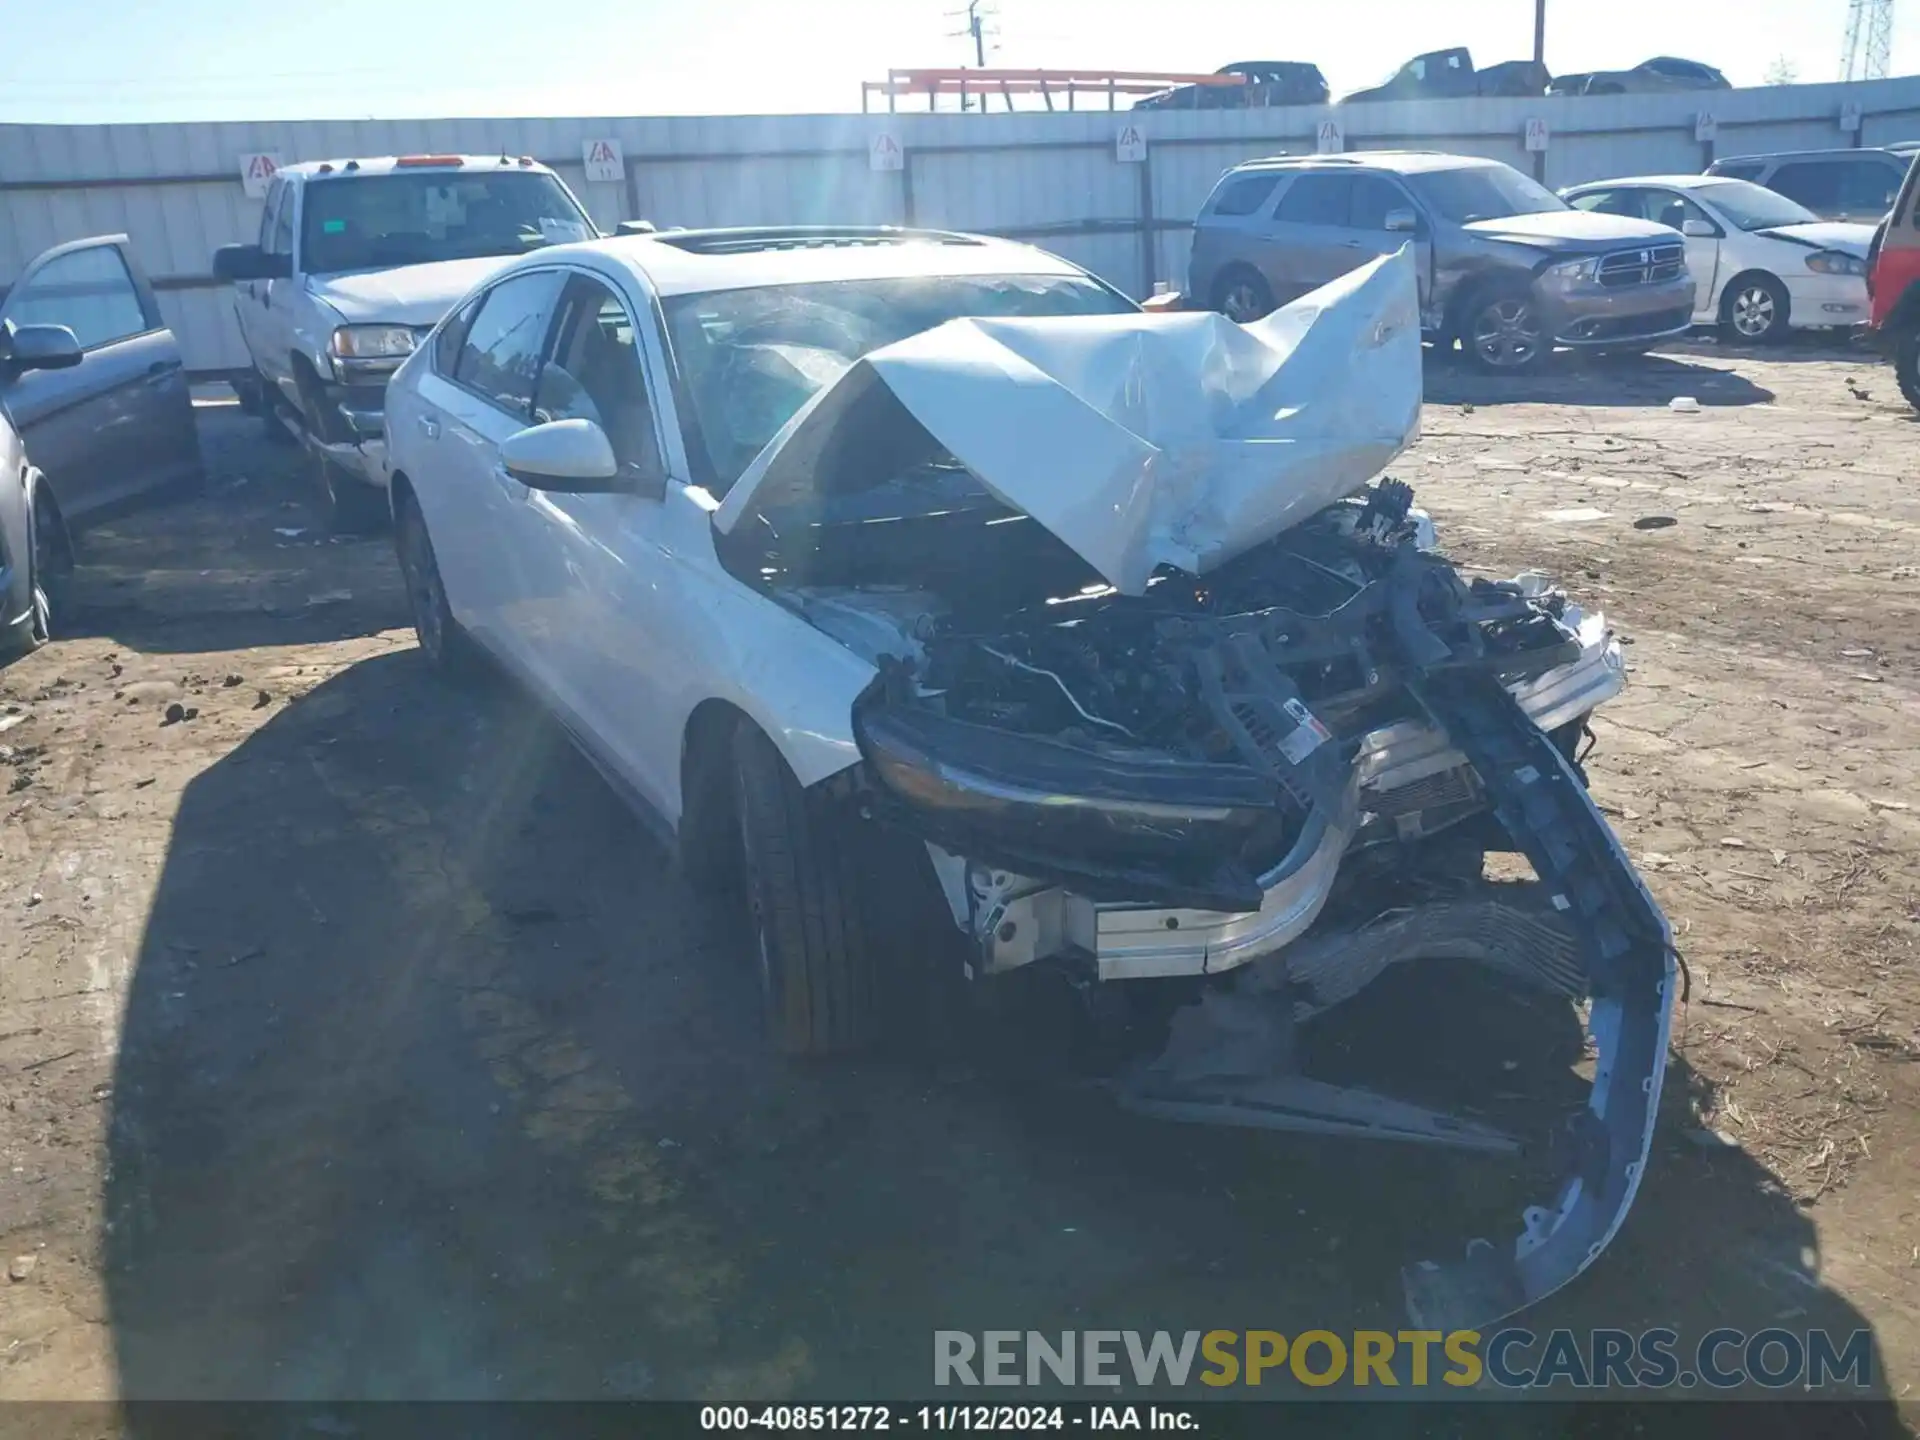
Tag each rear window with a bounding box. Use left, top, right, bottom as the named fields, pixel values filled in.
left=1210, top=175, right=1281, bottom=217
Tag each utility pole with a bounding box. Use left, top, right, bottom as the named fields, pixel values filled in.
left=945, top=0, right=993, bottom=110
left=1532, top=0, right=1546, bottom=66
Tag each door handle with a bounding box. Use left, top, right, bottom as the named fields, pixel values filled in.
left=142, top=359, right=181, bottom=385
left=417, top=415, right=440, bottom=439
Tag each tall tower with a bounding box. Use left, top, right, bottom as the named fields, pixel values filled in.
left=1842, top=0, right=1895, bottom=82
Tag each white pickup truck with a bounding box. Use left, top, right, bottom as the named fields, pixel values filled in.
left=212, top=155, right=597, bottom=529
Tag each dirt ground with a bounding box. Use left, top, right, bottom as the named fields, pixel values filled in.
left=1, top=339, right=1917, bottom=1419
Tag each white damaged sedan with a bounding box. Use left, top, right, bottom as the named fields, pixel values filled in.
left=383, top=228, right=1674, bottom=1330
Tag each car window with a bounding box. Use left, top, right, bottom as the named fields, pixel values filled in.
left=1210, top=175, right=1281, bottom=217
left=662, top=273, right=1133, bottom=494
left=1407, top=163, right=1566, bottom=222
left=259, top=182, right=283, bottom=250
left=434, top=290, right=484, bottom=377
left=452, top=269, right=568, bottom=417
left=1693, top=178, right=1820, bottom=230
left=1273, top=173, right=1353, bottom=225
left=1711, top=160, right=1766, bottom=183
left=1646, top=190, right=1712, bottom=232
left=4, top=244, right=150, bottom=350
left=1766, top=162, right=1841, bottom=213
left=1568, top=188, right=1640, bottom=218
left=301, top=171, right=594, bottom=274
left=1347, top=174, right=1408, bottom=230
left=1836, top=160, right=1902, bottom=215
left=533, top=275, right=660, bottom=473
left=269, top=187, right=296, bottom=257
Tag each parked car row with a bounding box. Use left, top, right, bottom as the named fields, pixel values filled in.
left=1136, top=49, right=1727, bottom=110
left=1187, top=148, right=1878, bottom=368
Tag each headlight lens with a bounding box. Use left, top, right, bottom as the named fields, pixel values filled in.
left=330, top=325, right=418, bottom=359
left=1805, top=250, right=1867, bottom=276
left=1544, top=256, right=1601, bottom=288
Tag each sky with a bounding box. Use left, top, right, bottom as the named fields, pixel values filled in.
left=1, top=0, right=1917, bottom=125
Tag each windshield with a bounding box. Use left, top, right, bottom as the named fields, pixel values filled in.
left=299, top=171, right=593, bottom=273
left=1408, top=164, right=1568, bottom=223
left=663, top=272, right=1134, bottom=493
left=1693, top=179, right=1820, bottom=230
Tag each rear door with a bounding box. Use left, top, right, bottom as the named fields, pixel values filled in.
left=0, top=235, right=198, bottom=521
left=1639, top=188, right=1723, bottom=315
left=1264, top=172, right=1356, bottom=301
left=1189, top=172, right=1284, bottom=305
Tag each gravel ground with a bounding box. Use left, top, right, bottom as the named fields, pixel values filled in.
left=1, top=342, right=1916, bottom=1421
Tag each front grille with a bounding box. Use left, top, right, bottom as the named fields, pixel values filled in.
left=1597, top=243, right=1686, bottom=287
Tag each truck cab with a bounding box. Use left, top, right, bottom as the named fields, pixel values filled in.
left=212, top=155, right=595, bottom=529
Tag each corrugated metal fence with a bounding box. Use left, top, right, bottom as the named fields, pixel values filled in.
left=5, top=75, right=1920, bottom=375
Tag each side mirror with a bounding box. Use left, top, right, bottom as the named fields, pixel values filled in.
left=212, top=243, right=292, bottom=282
left=1680, top=217, right=1717, bottom=238
left=1384, top=207, right=1419, bottom=234
left=2, top=323, right=83, bottom=375
left=614, top=220, right=658, bottom=236
left=501, top=418, right=625, bottom=493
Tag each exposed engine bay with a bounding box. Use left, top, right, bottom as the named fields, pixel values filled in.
left=708, top=254, right=1673, bottom=1333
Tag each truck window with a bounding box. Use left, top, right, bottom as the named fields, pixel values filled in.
left=301, top=171, right=593, bottom=275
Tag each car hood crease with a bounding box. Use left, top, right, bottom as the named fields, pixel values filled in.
left=714, top=248, right=1425, bottom=596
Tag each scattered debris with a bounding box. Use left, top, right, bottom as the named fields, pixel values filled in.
left=161, top=702, right=188, bottom=726
left=223, top=673, right=245, bottom=687
left=273, top=527, right=307, bottom=539
left=254, top=690, right=274, bottom=710
left=7, top=1255, right=36, bottom=1283
left=1719, top=837, right=1749, bottom=849
left=1543, top=507, right=1610, bottom=523
left=1669, top=396, right=1702, bottom=413
left=1684, top=1127, right=1739, bottom=1149
left=0, top=715, right=25, bottom=735
left=1633, top=515, right=1678, bottom=530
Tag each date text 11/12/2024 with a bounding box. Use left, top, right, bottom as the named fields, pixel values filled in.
left=702, top=1407, right=1195, bottom=1431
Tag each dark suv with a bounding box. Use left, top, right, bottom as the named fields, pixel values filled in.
left=1188, top=152, right=1695, bottom=370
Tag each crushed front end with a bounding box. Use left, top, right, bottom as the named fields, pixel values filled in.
left=848, top=480, right=1673, bottom=1331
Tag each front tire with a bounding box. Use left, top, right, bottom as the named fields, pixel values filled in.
left=732, top=725, right=884, bottom=1057
left=1462, top=282, right=1550, bottom=372
left=1720, top=273, right=1790, bottom=344
left=26, top=482, right=71, bottom=649
left=313, top=447, right=388, bottom=535
left=1894, top=329, right=1920, bottom=411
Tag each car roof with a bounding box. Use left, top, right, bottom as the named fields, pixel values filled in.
left=1565, top=174, right=1747, bottom=190
left=542, top=227, right=1095, bottom=299
left=277, top=155, right=560, bottom=180
left=1229, top=150, right=1495, bottom=176
left=1709, top=148, right=1906, bottom=166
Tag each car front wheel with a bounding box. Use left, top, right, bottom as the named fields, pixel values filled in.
left=1720, top=273, right=1789, bottom=344
left=1212, top=266, right=1277, bottom=323
left=1464, top=284, right=1549, bottom=372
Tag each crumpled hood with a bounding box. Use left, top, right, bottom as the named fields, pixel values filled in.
left=1754, top=220, right=1877, bottom=257
left=714, top=248, right=1423, bottom=596
left=1465, top=209, right=1678, bottom=247
left=306, top=255, right=517, bottom=325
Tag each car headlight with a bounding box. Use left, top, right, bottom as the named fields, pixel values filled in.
left=1543, top=255, right=1601, bottom=288
left=1805, top=250, right=1867, bottom=276
left=329, top=325, right=418, bottom=359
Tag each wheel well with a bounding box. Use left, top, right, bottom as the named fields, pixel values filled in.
left=1210, top=262, right=1269, bottom=307
left=1444, top=270, right=1533, bottom=344
left=26, top=473, right=75, bottom=575
left=1885, top=279, right=1920, bottom=331
left=678, top=699, right=754, bottom=870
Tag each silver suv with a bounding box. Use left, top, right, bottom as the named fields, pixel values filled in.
left=1188, top=151, right=1696, bottom=371
left=1706, top=146, right=1916, bottom=224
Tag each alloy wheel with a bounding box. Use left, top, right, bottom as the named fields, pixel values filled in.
left=1472, top=297, right=1545, bottom=368
left=1730, top=285, right=1777, bottom=338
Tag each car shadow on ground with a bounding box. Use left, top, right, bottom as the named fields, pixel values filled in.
left=53, top=403, right=406, bottom=656
left=101, top=648, right=1903, bottom=1429
left=1424, top=351, right=1776, bottom=409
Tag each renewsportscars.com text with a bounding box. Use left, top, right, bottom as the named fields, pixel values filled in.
left=934, top=1328, right=1874, bottom=1391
